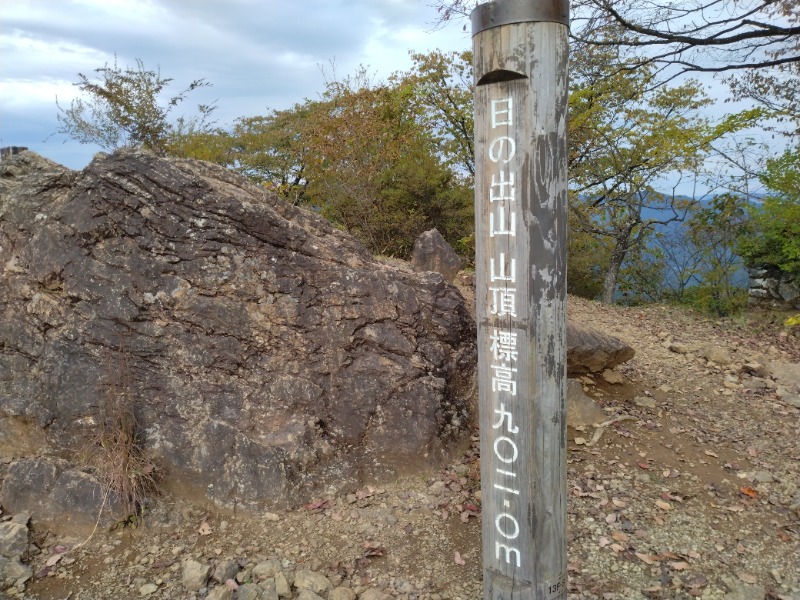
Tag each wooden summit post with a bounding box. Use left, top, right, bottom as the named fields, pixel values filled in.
left=472, top=1, right=569, bottom=599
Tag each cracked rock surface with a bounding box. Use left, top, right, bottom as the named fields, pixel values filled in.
left=0, top=150, right=476, bottom=531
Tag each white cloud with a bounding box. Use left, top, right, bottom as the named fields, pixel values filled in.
left=0, top=0, right=470, bottom=168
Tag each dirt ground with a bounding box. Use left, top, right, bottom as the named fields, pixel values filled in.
left=13, top=295, right=800, bottom=600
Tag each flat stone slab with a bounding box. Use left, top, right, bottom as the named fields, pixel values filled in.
left=567, top=323, right=635, bottom=375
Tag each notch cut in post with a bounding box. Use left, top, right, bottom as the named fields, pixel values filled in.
left=477, top=70, right=527, bottom=86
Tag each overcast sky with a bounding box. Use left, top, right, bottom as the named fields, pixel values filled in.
left=0, top=0, right=469, bottom=170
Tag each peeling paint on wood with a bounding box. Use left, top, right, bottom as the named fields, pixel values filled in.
left=472, top=6, right=569, bottom=599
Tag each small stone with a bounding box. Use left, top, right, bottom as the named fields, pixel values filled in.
left=259, top=577, right=277, bottom=592
left=602, top=369, right=625, bottom=384
left=634, top=396, right=657, bottom=409
left=235, top=583, right=262, bottom=600
left=252, top=559, right=282, bottom=581
left=780, top=392, right=800, bottom=408
left=264, top=512, right=280, bottom=522
left=567, top=380, right=606, bottom=427
left=0, top=555, right=32, bottom=589
left=205, top=587, right=233, bottom=600
left=181, top=559, right=210, bottom=591
left=330, top=587, right=357, bottom=600
left=0, top=522, right=29, bottom=557
left=212, top=559, right=239, bottom=583
left=275, top=571, right=291, bottom=597
left=745, top=377, right=769, bottom=390
left=427, top=481, right=446, bottom=496
left=721, top=575, right=766, bottom=600
left=753, top=471, right=775, bottom=484
left=297, top=591, right=325, bottom=600
left=741, top=362, right=769, bottom=377
left=139, top=583, right=159, bottom=596
left=294, top=569, right=332, bottom=594
left=702, top=346, right=733, bottom=365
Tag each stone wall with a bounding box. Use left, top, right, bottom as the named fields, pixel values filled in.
left=748, top=267, right=800, bottom=310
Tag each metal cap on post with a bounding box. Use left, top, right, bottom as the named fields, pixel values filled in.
left=471, top=0, right=569, bottom=34
left=472, top=1, right=569, bottom=599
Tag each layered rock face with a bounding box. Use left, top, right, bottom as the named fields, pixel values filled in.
left=0, top=150, right=476, bottom=526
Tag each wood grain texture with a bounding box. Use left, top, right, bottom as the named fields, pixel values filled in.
left=473, top=19, right=569, bottom=600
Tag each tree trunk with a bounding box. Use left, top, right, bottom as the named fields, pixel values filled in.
left=602, top=244, right=627, bottom=304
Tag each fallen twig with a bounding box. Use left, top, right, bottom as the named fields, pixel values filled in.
left=586, top=415, right=638, bottom=447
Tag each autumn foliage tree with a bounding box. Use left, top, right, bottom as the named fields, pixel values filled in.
left=222, top=68, right=473, bottom=258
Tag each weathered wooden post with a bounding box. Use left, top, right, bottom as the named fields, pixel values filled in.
left=472, top=1, right=569, bottom=598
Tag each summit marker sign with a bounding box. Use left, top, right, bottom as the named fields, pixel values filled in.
left=471, top=1, right=570, bottom=598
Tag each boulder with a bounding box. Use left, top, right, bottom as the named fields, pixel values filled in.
left=454, top=275, right=635, bottom=375
left=0, top=150, right=476, bottom=530
left=411, top=228, right=463, bottom=283
left=566, top=323, right=635, bottom=375
left=0, top=457, right=127, bottom=535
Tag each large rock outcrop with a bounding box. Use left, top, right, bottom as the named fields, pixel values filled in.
left=0, top=150, right=476, bottom=529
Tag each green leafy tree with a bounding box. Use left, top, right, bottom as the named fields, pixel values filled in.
left=683, top=195, right=750, bottom=316
left=56, top=57, right=216, bottom=156
left=299, top=72, right=433, bottom=255
left=566, top=207, right=611, bottom=299
left=616, top=243, right=667, bottom=305
left=165, top=124, right=230, bottom=164
left=739, top=148, right=800, bottom=285
left=226, top=104, right=318, bottom=203
left=569, top=44, right=720, bottom=303
left=405, top=50, right=475, bottom=177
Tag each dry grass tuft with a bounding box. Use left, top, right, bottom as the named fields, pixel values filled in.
left=92, top=345, right=158, bottom=520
